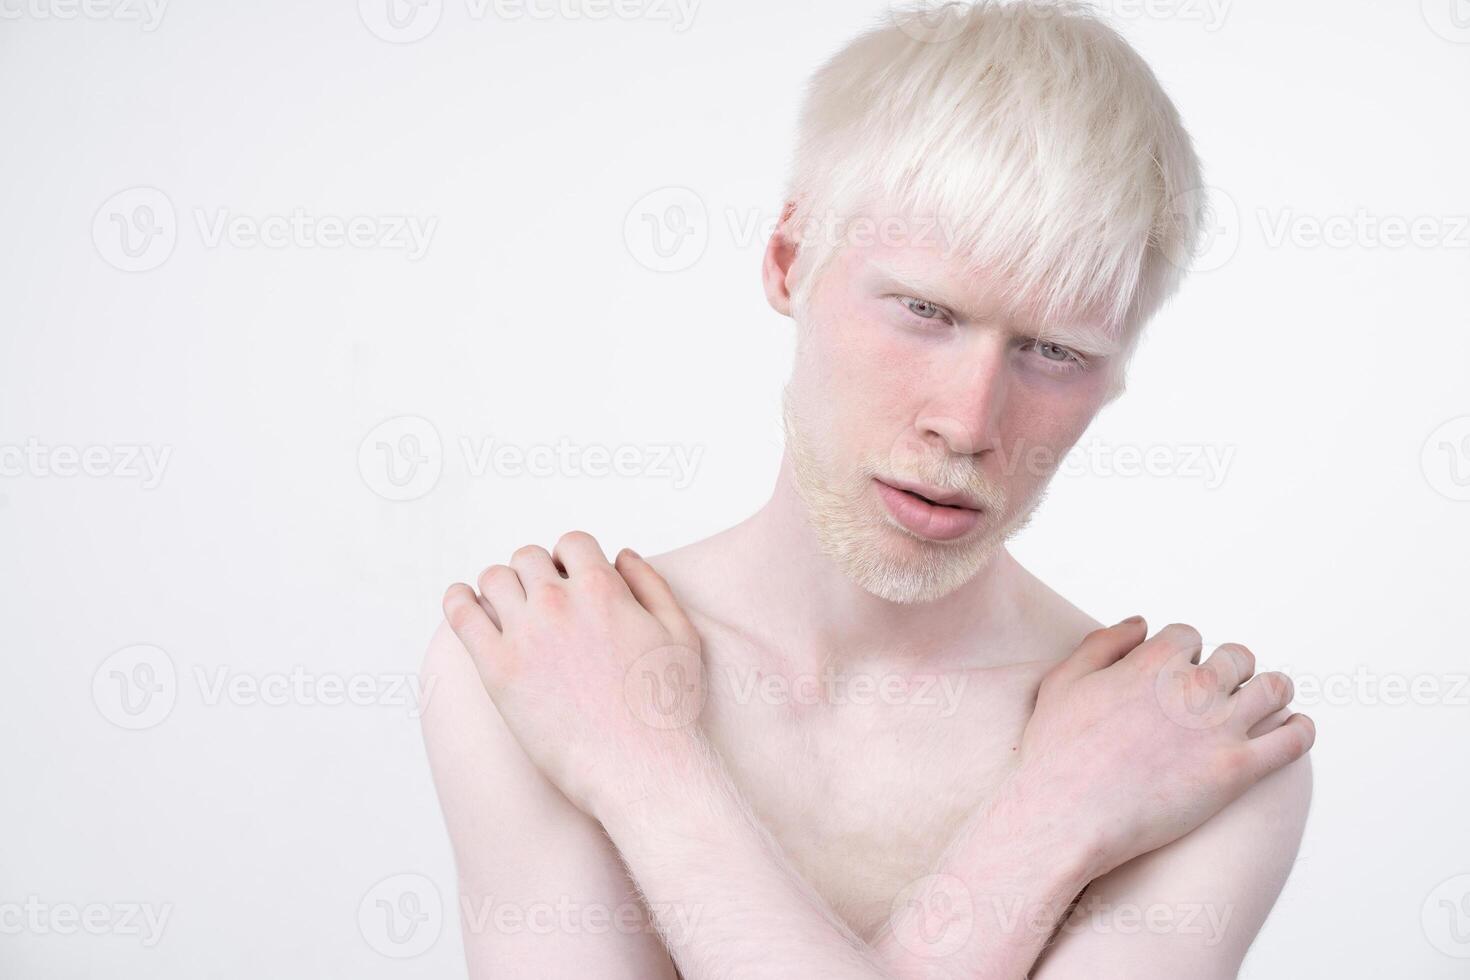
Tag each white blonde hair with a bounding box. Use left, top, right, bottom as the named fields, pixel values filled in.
left=783, top=0, right=1206, bottom=357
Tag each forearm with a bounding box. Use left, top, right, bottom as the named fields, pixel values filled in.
left=870, top=770, right=1097, bottom=980
left=598, top=731, right=891, bottom=980
left=598, top=735, right=1096, bottom=980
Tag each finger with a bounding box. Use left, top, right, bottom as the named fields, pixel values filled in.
left=1125, top=622, right=1203, bottom=670
left=443, top=583, right=513, bottom=693
left=1232, top=671, right=1295, bottom=731
left=1246, top=705, right=1292, bottom=739
left=1245, top=712, right=1315, bottom=775
left=1199, top=642, right=1255, bottom=693
left=509, top=544, right=561, bottom=592
left=476, top=564, right=525, bottom=630
left=552, top=529, right=614, bottom=578
left=1049, top=616, right=1148, bottom=681
left=442, top=583, right=505, bottom=679
left=614, top=548, right=698, bottom=646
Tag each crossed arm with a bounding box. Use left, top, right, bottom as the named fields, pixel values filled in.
left=419, top=533, right=1314, bottom=979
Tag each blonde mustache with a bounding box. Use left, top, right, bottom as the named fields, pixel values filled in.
left=877, top=458, right=1008, bottom=513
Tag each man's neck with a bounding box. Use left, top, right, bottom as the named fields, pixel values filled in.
left=681, top=457, right=1033, bottom=676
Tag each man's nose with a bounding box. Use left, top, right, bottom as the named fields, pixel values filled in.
left=915, top=348, right=1007, bottom=457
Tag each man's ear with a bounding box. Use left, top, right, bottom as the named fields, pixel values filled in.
left=762, top=200, right=802, bottom=317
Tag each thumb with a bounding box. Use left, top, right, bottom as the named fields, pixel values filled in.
left=614, top=549, right=699, bottom=648
left=1051, top=615, right=1148, bottom=682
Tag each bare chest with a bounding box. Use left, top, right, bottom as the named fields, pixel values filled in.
left=697, top=645, right=1048, bottom=941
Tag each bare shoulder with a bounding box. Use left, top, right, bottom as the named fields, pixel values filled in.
left=1035, top=758, right=1312, bottom=979
left=1002, top=556, right=1315, bottom=811
left=417, top=619, right=630, bottom=886
left=640, top=532, right=735, bottom=610
left=1005, top=553, right=1107, bottom=662
left=418, top=620, right=679, bottom=977
left=1029, top=630, right=1314, bottom=980
left=418, top=620, right=582, bottom=832
left=639, top=531, right=759, bottom=645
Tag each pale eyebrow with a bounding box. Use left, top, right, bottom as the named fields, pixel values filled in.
left=864, top=258, right=1121, bottom=358
left=1031, top=323, right=1122, bottom=359
left=866, top=259, right=997, bottom=323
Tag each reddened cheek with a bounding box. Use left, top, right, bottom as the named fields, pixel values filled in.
left=1010, top=358, right=1111, bottom=418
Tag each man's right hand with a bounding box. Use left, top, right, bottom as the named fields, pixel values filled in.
left=1012, top=617, right=1315, bottom=883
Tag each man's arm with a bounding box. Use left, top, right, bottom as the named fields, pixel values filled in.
left=598, top=722, right=1109, bottom=980
left=865, top=624, right=1313, bottom=980
left=436, top=532, right=1314, bottom=979
left=1031, top=736, right=1313, bottom=978
left=422, top=612, right=1089, bottom=980
left=419, top=621, right=680, bottom=979
left=596, top=724, right=893, bottom=979
left=436, top=538, right=899, bottom=979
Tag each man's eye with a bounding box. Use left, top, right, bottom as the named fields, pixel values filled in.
left=899, top=297, right=951, bottom=322
left=1025, top=339, right=1087, bottom=370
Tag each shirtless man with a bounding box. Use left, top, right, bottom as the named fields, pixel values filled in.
left=420, top=4, right=1316, bottom=977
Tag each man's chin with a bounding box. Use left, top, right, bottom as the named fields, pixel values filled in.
left=838, top=517, right=1004, bottom=605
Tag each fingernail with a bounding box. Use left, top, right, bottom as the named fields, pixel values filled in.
left=1117, top=614, right=1144, bottom=626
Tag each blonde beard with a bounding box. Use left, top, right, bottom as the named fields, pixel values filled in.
left=780, top=384, right=1046, bottom=604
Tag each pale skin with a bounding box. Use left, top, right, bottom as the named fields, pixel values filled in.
left=419, top=206, right=1316, bottom=979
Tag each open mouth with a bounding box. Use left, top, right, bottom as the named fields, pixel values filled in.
left=873, top=478, right=984, bottom=542
left=879, top=476, right=980, bottom=511
left=895, top=486, right=965, bottom=509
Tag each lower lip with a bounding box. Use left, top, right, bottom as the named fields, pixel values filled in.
left=873, top=479, right=983, bottom=542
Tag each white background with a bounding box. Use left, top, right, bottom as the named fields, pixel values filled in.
left=1, top=0, right=1467, bottom=976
